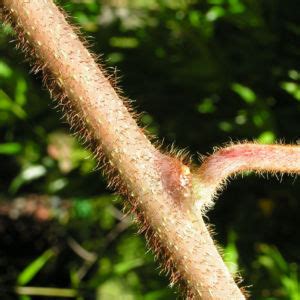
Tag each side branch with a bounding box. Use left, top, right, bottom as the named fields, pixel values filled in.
left=193, top=143, right=300, bottom=211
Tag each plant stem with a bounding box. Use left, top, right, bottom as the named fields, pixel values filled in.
left=194, top=143, right=300, bottom=211
left=1, top=1, right=244, bottom=298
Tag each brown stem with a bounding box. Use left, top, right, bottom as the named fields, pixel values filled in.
left=1, top=1, right=245, bottom=299
left=193, top=143, right=300, bottom=212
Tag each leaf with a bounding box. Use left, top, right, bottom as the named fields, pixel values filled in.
left=206, top=6, right=225, bottom=22
left=281, top=81, right=300, bottom=101
left=15, top=77, right=27, bottom=106
left=109, top=37, right=139, bottom=48
left=19, top=295, right=31, bottom=300
left=17, top=249, right=55, bottom=286
left=0, top=89, right=27, bottom=119
left=232, top=83, right=256, bottom=104
left=96, top=279, right=135, bottom=300
left=10, top=165, right=47, bottom=193
left=223, top=230, right=239, bottom=275
left=258, top=131, right=276, bottom=144
left=0, top=142, right=22, bottom=155
left=144, top=289, right=172, bottom=300
left=0, top=60, right=12, bottom=78
left=114, top=258, right=144, bottom=275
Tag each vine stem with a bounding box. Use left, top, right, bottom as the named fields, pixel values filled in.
left=193, top=144, right=300, bottom=212
left=1, top=0, right=245, bottom=299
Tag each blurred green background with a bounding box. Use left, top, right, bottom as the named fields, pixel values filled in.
left=0, top=0, right=300, bottom=299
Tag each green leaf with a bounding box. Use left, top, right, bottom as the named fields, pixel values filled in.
left=189, top=10, right=201, bottom=27
left=70, top=268, right=80, bottom=289
left=232, top=83, right=256, bottom=104
left=73, top=199, right=92, bottom=219
left=281, top=81, right=300, bottom=101
left=144, top=289, right=172, bottom=300
left=19, top=296, right=31, bottom=300
left=197, top=98, right=216, bottom=114
left=258, top=244, right=289, bottom=274
left=0, top=89, right=27, bottom=119
left=0, top=142, right=22, bottom=155
left=206, top=6, right=225, bottom=22
left=96, top=279, right=135, bottom=300
left=218, top=121, right=233, bottom=132
left=0, top=60, right=12, bottom=78
left=224, top=230, right=239, bottom=275
left=15, top=77, right=27, bottom=106
left=9, top=165, right=47, bottom=193
left=17, top=249, right=55, bottom=285
left=110, top=37, right=139, bottom=48
left=114, top=258, right=144, bottom=275
left=258, top=131, right=276, bottom=144
left=229, top=0, right=245, bottom=14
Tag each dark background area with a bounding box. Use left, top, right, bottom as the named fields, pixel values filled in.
left=0, top=0, right=299, bottom=299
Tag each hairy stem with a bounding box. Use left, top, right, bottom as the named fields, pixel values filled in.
left=193, top=143, right=300, bottom=212
left=1, top=0, right=244, bottom=299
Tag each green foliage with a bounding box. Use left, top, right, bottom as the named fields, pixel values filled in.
left=17, top=249, right=55, bottom=286
left=0, top=0, right=299, bottom=299
left=223, top=230, right=239, bottom=275
left=253, top=245, right=300, bottom=299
